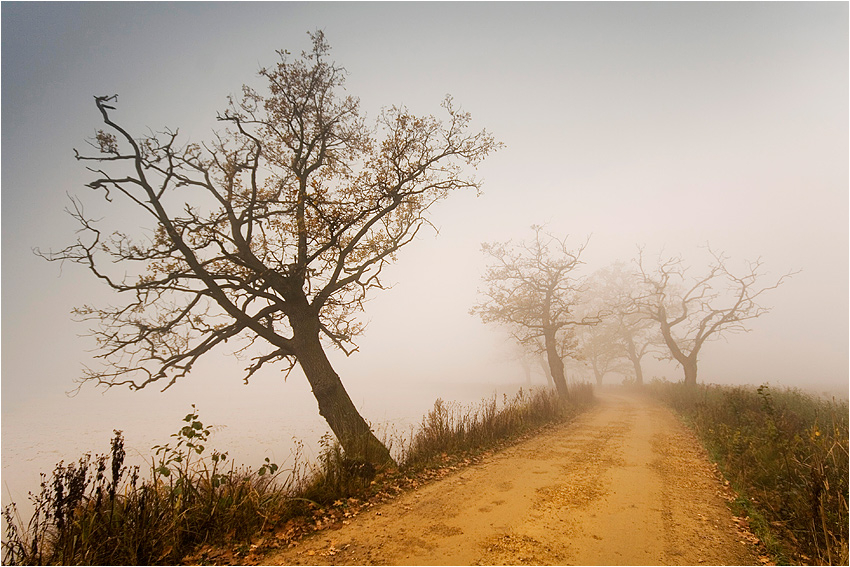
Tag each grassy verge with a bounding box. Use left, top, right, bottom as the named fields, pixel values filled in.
left=401, top=383, right=593, bottom=469
left=648, top=380, right=848, bottom=565
left=2, top=384, right=593, bottom=565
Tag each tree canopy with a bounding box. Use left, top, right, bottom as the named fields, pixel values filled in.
left=39, top=31, right=499, bottom=464
left=579, top=263, right=659, bottom=385
left=471, top=226, right=596, bottom=398
left=632, top=247, right=796, bottom=386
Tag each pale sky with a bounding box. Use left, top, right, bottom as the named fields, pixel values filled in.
left=2, top=2, right=848, bottom=419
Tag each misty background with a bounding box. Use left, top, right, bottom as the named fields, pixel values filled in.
left=2, top=2, right=847, bottom=509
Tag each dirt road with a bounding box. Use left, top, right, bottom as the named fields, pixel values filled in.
left=267, top=389, right=760, bottom=565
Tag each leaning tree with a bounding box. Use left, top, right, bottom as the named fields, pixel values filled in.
left=632, top=247, right=795, bottom=387
left=38, top=32, right=499, bottom=466
left=471, top=226, right=596, bottom=399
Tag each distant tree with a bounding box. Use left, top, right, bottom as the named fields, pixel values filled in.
left=632, top=247, right=795, bottom=387
left=585, top=262, right=658, bottom=386
left=471, top=226, right=596, bottom=399
left=37, top=32, right=499, bottom=466
left=575, top=321, right=630, bottom=386
left=533, top=352, right=557, bottom=388
left=616, top=314, right=656, bottom=386
left=505, top=341, right=539, bottom=386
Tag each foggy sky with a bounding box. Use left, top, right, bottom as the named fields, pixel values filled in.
left=2, top=1, right=848, bottom=422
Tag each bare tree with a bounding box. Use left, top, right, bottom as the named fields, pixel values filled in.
left=576, top=322, right=630, bottom=386
left=633, top=247, right=796, bottom=387
left=617, top=314, right=656, bottom=386
left=37, top=32, right=499, bottom=466
left=471, top=226, right=595, bottom=398
left=585, top=262, right=659, bottom=386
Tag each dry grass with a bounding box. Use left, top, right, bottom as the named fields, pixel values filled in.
left=2, top=385, right=594, bottom=565
left=401, top=384, right=593, bottom=468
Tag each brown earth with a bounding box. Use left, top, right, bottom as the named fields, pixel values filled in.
left=265, top=389, right=764, bottom=566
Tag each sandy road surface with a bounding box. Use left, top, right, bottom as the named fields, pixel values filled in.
left=267, top=389, right=759, bottom=565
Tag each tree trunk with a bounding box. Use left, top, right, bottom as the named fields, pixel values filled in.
left=632, top=360, right=644, bottom=386
left=290, top=311, right=394, bottom=467
left=538, top=356, right=556, bottom=388
left=543, top=329, right=569, bottom=399
left=659, top=313, right=698, bottom=388
left=593, top=368, right=604, bottom=386
left=683, top=358, right=698, bottom=387
left=623, top=334, right=644, bottom=386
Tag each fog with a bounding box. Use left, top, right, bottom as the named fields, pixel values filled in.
left=2, top=3, right=847, bottom=509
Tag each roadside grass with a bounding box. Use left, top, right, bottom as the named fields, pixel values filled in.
left=2, top=385, right=593, bottom=565
left=400, top=383, right=594, bottom=469
left=649, top=380, right=849, bottom=565
left=2, top=406, right=301, bottom=566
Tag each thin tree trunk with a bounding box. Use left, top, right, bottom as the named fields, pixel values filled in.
left=538, top=356, right=556, bottom=388
left=623, top=333, right=644, bottom=386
